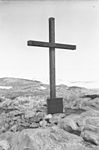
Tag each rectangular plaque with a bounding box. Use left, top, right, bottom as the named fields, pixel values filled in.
left=47, top=98, right=63, bottom=114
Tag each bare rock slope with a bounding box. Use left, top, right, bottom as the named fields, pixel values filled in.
left=0, top=77, right=99, bottom=150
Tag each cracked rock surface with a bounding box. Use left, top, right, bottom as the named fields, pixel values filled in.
left=0, top=77, right=99, bottom=150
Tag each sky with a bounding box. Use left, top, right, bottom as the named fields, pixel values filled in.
left=0, top=0, right=99, bottom=88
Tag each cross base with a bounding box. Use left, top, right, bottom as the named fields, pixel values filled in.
left=47, top=98, right=63, bottom=114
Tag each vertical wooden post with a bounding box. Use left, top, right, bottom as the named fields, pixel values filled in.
left=49, top=17, right=56, bottom=99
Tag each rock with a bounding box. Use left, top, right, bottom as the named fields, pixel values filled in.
left=0, top=131, right=18, bottom=150
left=39, top=120, right=48, bottom=127
left=49, top=113, right=65, bottom=126
left=0, top=127, right=91, bottom=150
left=27, top=112, right=44, bottom=123
left=75, top=110, right=99, bottom=133
left=58, top=116, right=78, bottom=130
left=85, top=117, right=99, bottom=128
left=44, top=114, right=52, bottom=120
left=80, top=98, right=99, bottom=111
left=24, top=111, right=35, bottom=118
left=57, top=114, right=82, bottom=137
left=9, top=124, right=18, bottom=132
left=11, top=127, right=84, bottom=150
left=64, top=108, right=86, bottom=115
left=30, top=122, right=40, bottom=128
left=81, top=130, right=99, bottom=146
left=79, top=115, right=99, bottom=146
left=0, top=140, right=10, bottom=150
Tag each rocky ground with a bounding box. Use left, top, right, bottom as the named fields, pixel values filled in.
left=0, top=77, right=99, bottom=150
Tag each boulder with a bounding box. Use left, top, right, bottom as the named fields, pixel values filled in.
left=81, top=130, right=99, bottom=146
left=0, top=127, right=90, bottom=150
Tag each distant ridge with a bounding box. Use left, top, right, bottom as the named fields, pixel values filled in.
left=0, top=77, right=41, bottom=86
left=0, top=77, right=99, bottom=89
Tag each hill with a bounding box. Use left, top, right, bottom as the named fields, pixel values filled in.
left=0, top=77, right=99, bottom=150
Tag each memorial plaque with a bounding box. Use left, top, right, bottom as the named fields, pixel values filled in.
left=47, top=98, right=63, bottom=114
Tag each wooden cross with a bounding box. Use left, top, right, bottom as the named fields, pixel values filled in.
left=27, top=17, right=76, bottom=114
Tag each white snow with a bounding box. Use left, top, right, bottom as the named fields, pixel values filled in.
left=0, top=86, right=12, bottom=89
left=57, top=79, right=99, bottom=89
left=40, top=86, right=46, bottom=90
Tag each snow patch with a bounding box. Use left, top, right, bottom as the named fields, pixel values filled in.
left=40, top=86, right=46, bottom=90
left=57, top=79, right=99, bottom=89
left=0, top=86, right=12, bottom=89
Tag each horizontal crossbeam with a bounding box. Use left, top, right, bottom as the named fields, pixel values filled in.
left=27, top=40, right=76, bottom=50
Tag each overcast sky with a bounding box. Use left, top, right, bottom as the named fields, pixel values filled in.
left=0, top=0, right=99, bottom=87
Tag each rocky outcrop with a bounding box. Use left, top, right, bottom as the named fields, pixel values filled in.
left=0, top=126, right=97, bottom=150
left=0, top=78, right=99, bottom=149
